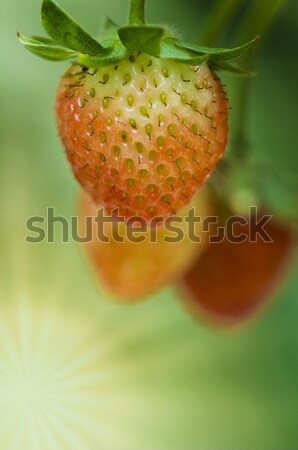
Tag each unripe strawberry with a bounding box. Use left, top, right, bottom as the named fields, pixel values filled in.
left=57, top=56, right=228, bottom=222
left=78, top=186, right=213, bottom=301
left=18, top=0, right=257, bottom=223
left=179, top=215, right=294, bottom=328
left=56, top=56, right=228, bottom=222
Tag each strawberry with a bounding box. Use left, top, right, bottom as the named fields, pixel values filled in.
left=77, top=186, right=213, bottom=301
left=18, top=0, right=257, bottom=223
left=56, top=57, right=228, bottom=222
left=179, top=214, right=294, bottom=328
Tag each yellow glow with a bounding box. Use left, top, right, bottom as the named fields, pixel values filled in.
left=0, top=300, right=138, bottom=450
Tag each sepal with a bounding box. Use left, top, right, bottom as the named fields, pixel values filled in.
left=160, top=38, right=210, bottom=64
left=102, top=16, right=118, bottom=31
left=170, top=36, right=260, bottom=62
left=17, top=32, right=76, bottom=61
left=77, top=40, right=127, bottom=67
left=118, top=25, right=164, bottom=55
left=210, top=61, right=256, bottom=76
left=18, top=0, right=259, bottom=72
left=41, top=0, right=109, bottom=55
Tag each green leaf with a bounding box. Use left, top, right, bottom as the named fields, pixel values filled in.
left=159, top=38, right=209, bottom=64
left=41, top=0, right=109, bottom=55
left=175, top=54, right=210, bottom=65
left=31, top=35, right=57, bottom=45
left=118, top=25, right=164, bottom=55
left=171, top=36, right=260, bottom=62
left=102, top=16, right=118, bottom=31
left=118, top=28, right=209, bottom=64
left=78, top=40, right=127, bottom=68
left=17, top=32, right=76, bottom=61
left=159, top=37, right=196, bottom=59
left=211, top=60, right=256, bottom=76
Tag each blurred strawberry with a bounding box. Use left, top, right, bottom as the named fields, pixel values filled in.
left=179, top=213, right=294, bottom=328
left=78, top=187, right=213, bottom=302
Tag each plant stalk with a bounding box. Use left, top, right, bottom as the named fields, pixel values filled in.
left=200, top=0, right=245, bottom=46
left=232, top=0, right=288, bottom=160
left=129, top=0, right=145, bottom=25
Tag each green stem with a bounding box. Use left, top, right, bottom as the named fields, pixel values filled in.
left=199, top=0, right=245, bottom=46
left=238, top=0, right=287, bottom=43
left=231, top=60, right=253, bottom=161
left=232, top=0, right=288, bottom=160
left=129, top=0, right=145, bottom=25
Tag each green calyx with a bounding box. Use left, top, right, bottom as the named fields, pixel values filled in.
left=17, top=0, right=259, bottom=72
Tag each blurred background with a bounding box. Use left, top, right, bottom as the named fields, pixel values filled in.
left=1, top=0, right=297, bottom=449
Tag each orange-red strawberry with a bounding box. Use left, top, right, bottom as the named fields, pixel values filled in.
left=179, top=216, right=294, bottom=328
left=18, top=0, right=257, bottom=223
left=56, top=56, right=228, bottom=222
left=78, top=186, right=213, bottom=301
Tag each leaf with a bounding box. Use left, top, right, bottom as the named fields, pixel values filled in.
left=17, top=32, right=76, bottom=61
left=118, top=26, right=209, bottom=64
left=31, top=35, right=57, bottom=45
left=102, top=16, right=118, bottom=31
left=176, top=54, right=210, bottom=65
left=171, top=36, right=260, bottom=62
left=159, top=38, right=209, bottom=64
left=41, top=0, right=109, bottom=55
left=118, top=25, right=164, bottom=55
left=78, top=40, right=127, bottom=68
left=211, top=60, right=256, bottom=76
left=159, top=38, right=193, bottom=59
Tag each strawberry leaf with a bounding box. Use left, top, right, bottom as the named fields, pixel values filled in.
left=17, top=32, right=76, bottom=61
left=171, top=36, right=260, bottom=62
left=78, top=40, right=127, bottom=68
left=31, top=35, right=58, bottom=45
left=211, top=60, right=256, bottom=76
left=102, top=16, right=118, bottom=31
left=118, top=25, right=164, bottom=55
left=159, top=37, right=196, bottom=59
left=41, top=0, right=109, bottom=55
left=160, top=38, right=209, bottom=64
left=175, top=54, right=210, bottom=65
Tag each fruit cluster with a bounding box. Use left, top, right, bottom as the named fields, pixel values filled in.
left=19, top=0, right=295, bottom=328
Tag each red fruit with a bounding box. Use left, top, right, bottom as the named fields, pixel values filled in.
left=179, top=216, right=294, bottom=328
left=56, top=55, right=228, bottom=222
left=78, top=186, right=213, bottom=301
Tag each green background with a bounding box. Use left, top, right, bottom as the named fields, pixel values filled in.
left=0, top=0, right=297, bottom=449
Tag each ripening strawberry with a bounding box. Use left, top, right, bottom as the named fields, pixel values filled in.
left=56, top=56, right=228, bottom=222
left=179, top=215, right=294, bottom=328
left=18, top=0, right=257, bottom=223
left=77, top=186, right=213, bottom=301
